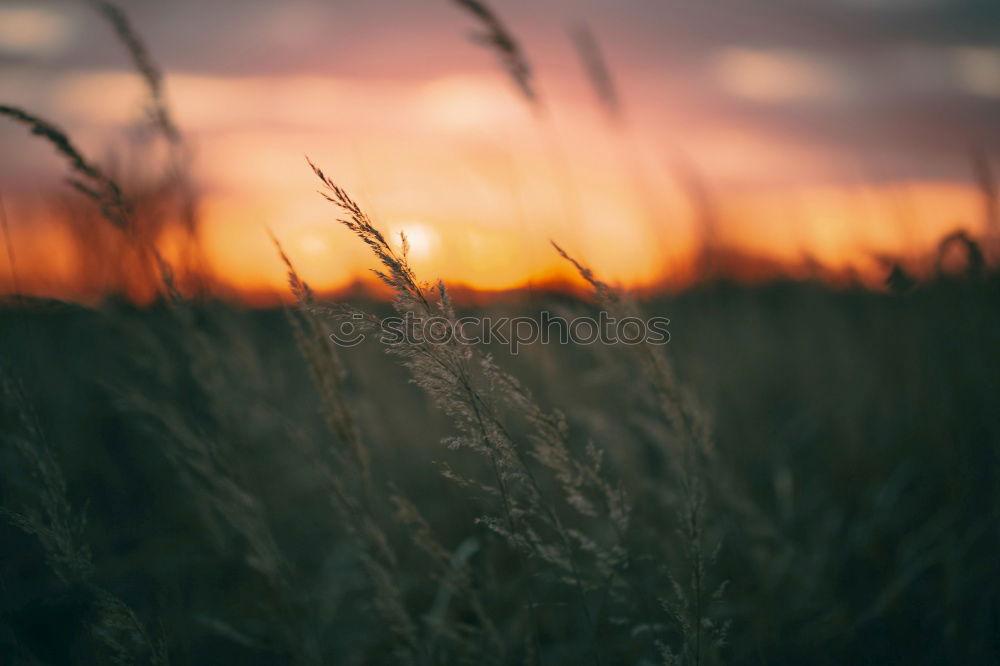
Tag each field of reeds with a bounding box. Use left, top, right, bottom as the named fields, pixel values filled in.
left=1, top=2, right=999, bottom=665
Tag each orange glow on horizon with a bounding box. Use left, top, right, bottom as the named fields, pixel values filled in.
left=1, top=65, right=996, bottom=305
left=0, top=177, right=989, bottom=305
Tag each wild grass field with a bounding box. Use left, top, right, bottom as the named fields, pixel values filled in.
left=1, top=2, right=999, bottom=665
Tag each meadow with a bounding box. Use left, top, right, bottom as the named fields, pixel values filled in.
left=1, top=2, right=999, bottom=665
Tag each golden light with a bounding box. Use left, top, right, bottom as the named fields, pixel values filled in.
left=298, top=233, right=328, bottom=255
left=0, top=5, right=994, bottom=304
left=418, top=76, right=518, bottom=131
left=390, top=222, right=439, bottom=260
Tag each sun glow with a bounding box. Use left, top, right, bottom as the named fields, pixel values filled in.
left=391, top=223, right=439, bottom=260
left=1, top=26, right=996, bottom=303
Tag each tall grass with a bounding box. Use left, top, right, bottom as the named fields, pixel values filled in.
left=0, top=3, right=998, bottom=665
left=551, top=241, right=729, bottom=664
left=452, top=0, right=537, bottom=106
left=91, top=0, right=203, bottom=285
left=1, top=1, right=199, bottom=300
left=1, top=370, right=169, bottom=665
left=305, top=161, right=737, bottom=664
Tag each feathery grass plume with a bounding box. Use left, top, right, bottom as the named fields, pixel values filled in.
left=273, top=177, right=440, bottom=662
left=1, top=369, right=169, bottom=665
left=90, top=0, right=180, bottom=143
left=271, top=231, right=370, bottom=488
left=93, top=0, right=205, bottom=291
left=270, top=226, right=426, bottom=662
left=451, top=0, right=586, bottom=247
left=272, top=233, right=427, bottom=661
left=0, top=105, right=129, bottom=230
left=0, top=105, right=183, bottom=301
left=312, top=162, right=637, bottom=663
left=312, top=162, right=615, bottom=536
left=570, top=22, right=621, bottom=124
left=452, top=0, right=536, bottom=106
left=551, top=242, right=729, bottom=665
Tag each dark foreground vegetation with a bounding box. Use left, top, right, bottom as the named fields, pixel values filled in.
left=1, top=272, right=998, bottom=665
left=1, top=2, right=998, bottom=663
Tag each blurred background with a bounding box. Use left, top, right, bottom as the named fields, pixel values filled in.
left=2, top=0, right=999, bottom=302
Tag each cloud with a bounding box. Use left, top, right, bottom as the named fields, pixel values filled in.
left=712, top=49, right=854, bottom=104
left=952, top=47, right=1000, bottom=97
left=0, top=6, right=72, bottom=57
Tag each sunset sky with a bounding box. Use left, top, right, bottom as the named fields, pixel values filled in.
left=1, top=0, right=999, bottom=301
